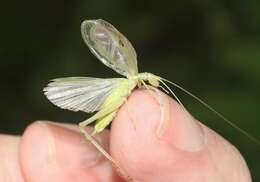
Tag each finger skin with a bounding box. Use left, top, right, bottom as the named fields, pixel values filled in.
left=6, top=89, right=251, bottom=182
left=19, top=122, right=123, bottom=182
left=110, top=89, right=251, bottom=182
left=0, top=135, right=24, bottom=182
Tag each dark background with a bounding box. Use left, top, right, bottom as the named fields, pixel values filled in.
left=1, top=0, right=260, bottom=180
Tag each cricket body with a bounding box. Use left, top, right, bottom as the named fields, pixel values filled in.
left=44, top=19, right=162, bottom=134
left=81, top=72, right=161, bottom=134
left=43, top=19, right=260, bottom=180
left=78, top=19, right=161, bottom=135
left=43, top=19, right=164, bottom=179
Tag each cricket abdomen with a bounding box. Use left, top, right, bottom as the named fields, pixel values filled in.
left=100, top=78, right=136, bottom=109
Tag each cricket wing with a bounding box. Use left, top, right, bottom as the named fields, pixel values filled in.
left=43, top=77, right=119, bottom=113
left=81, top=19, right=138, bottom=77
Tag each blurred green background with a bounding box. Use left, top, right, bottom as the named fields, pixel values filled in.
left=1, top=0, right=259, bottom=180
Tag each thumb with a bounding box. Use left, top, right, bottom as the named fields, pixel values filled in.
left=110, top=89, right=251, bottom=182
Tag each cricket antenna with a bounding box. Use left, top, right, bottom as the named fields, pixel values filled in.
left=157, top=77, right=260, bottom=146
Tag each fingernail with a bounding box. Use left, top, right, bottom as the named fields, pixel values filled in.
left=154, top=91, right=206, bottom=152
left=36, top=121, right=104, bottom=168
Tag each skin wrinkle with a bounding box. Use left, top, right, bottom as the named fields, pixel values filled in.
left=154, top=88, right=171, bottom=138
left=135, top=88, right=171, bottom=139
left=124, top=98, right=137, bottom=132
left=153, top=89, right=207, bottom=153
left=42, top=122, right=58, bottom=169
left=158, top=94, right=206, bottom=152
left=111, top=91, right=156, bottom=178
left=114, top=98, right=138, bottom=175
left=110, top=100, right=136, bottom=181
left=48, top=122, right=107, bottom=169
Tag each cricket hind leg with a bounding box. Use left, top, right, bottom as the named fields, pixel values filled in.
left=78, top=100, right=133, bottom=181
left=93, top=111, right=117, bottom=135
left=79, top=98, right=124, bottom=128
left=78, top=110, right=116, bottom=164
left=79, top=99, right=125, bottom=137
left=79, top=125, right=132, bottom=181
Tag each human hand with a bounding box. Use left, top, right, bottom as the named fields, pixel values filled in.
left=0, top=90, right=251, bottom=182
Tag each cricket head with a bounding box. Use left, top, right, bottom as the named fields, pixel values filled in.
left=137, top=72, right=161, bottom=87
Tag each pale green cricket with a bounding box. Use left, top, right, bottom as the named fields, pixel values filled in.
left=43, top=19, right=259, bottom=176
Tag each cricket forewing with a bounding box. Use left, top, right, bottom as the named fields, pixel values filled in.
left=81, top=19, right=138, bottom=77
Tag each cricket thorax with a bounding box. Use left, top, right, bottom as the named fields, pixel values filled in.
left=101, top=78, right=136, bottom=109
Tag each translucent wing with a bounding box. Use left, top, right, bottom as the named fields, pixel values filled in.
left=81, top=19, right=138, bottom=77
left=43, top=77, right=119, bottom=113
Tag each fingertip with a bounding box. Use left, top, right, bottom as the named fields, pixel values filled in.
left=20, top=121, right=121, bottom=182
left=110, top=89, right=180, bottom=180
left=110, top=89, right=251, bottom=182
